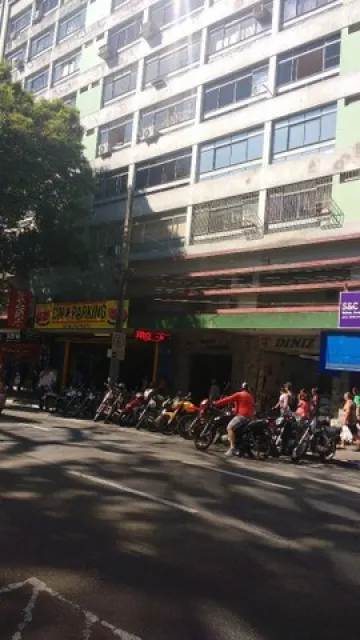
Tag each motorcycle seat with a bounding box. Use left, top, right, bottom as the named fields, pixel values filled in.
left=324, top=426, right=340, bottom=437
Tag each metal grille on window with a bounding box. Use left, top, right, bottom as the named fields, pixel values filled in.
left=265, top=177, right=344, bottom=232
left=191, top=193, right=261, bottom=244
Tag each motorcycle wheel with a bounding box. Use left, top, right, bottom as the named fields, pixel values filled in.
left=319, top=439, right=336, bottom=463
left=194, top=423, right=214, bottom=451
left=291, top=438, right=309, bottom=463
left=156, top=414, right=173, bottom=435
left=178, top=415, right=196, bottom=440
left=248, top=431, right=271, bottom=460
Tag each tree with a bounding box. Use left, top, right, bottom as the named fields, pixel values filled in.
left=0, top=62, right=94, bottom=279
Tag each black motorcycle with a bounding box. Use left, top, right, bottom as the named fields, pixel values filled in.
left=291, top=417, right=339, bottom=463
left=135, top=390, right=164, bottom=431
left=194, top=403, right=272, bottom=459
left=270, top=414, right=302, bottom=458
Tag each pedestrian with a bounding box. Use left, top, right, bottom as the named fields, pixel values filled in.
left=339, top=392, right=357, bottom=448
left=310, top=387, right=320, bottom=419
left=296, top=390, right=311, bottom=419
left=37, top=366, right=57, bottom=409
left=284, top=382, right=297, bottom=413
left=209, top=379, right=221, bottom=402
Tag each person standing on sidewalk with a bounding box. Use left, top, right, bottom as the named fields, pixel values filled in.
left=339, top=392, right=357, bottom=448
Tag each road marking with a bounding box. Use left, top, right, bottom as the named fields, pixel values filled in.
left=0, top=578, right=143, bottom=640
left=181, top=460, right=293, bottom=490
left=26, top=424, right=51, bottom=432
left=68, top=470, right=199, bottom=514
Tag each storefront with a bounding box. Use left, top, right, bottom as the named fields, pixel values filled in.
left=34, top=301, right=171, bottom=390
left=0, top=330, right=41, bottom=389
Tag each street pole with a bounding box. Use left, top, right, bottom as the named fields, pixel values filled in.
left=108, top=185, right=133, bottom=386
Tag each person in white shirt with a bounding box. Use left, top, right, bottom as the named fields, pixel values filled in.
left=37, top=367, right=57, bottom=409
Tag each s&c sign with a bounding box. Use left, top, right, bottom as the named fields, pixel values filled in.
left=339, top=291, right=360, bottom=329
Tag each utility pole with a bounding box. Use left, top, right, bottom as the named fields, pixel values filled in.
left=108, top=184, right=133, bottom=386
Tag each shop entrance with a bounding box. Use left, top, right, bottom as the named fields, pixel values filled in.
left=189, top=353, right=232, bottom=402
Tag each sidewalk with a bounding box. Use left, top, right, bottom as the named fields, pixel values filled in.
left=334, top=446, right=360, bottom=468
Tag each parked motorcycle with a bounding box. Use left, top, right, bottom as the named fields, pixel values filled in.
left=136, top=389, right=164, bottom=431
left=270, top=414, right=302, bottom=458
left=291, top=417, right=338, bottom=463
left=156, top=393, right=199, bottom=436
left=193, top=401, right=272, bottom=459
left=117, top=392, right=144, bottom=426
left=93, top=382, right=125, bottom=422
left=0, top=381, right=6, bottom=414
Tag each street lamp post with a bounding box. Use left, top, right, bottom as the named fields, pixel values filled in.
left=108, top=185, right=134, bottom=386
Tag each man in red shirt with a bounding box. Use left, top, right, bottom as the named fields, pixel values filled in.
left=214, top=382, right=255, bottom=456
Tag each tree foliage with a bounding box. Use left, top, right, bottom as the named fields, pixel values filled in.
left=0, top=62, right=94, bottom=277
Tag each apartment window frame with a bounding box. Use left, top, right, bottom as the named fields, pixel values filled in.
left=131, top=212, right=187, bottom=253
left=7, top=8, right=31, bottom=40
left=139, top=92, right=197, bottom=135
left=272, top=103, right=337, bottom=162
left=52, top=49, right=81, bottom=84
left=135, top=149, right=192, bottom=191
left=276, top=33, right=340, bottom=89
left=95, top=168, right=129, bottom=202
left=203, top=63, right=269, bottom=117
left=29, top=27, right=55, bottom=59
left=39, top=0, right=59, bottom=17
left=97, top=117, right=133, bottom=155
left=282, top=0, right=337, bottom=24
left=207, top=7, right=272, bottom=59
left=6, top=47, right=26, bottom=67
left=149, top=0, right=204, bottom=30
left=144, top=35, right=201, bottom=86
left=199, top=128, right=264, bottom=180
left=63, top=93, right=77, bottom=106
left=108, top=14, right=143, bottom=54
left=25, top=67, right=49, bottom=93
left=102, top=65, right=138, bottom=105
left=58, top=7, right=86, bottom=43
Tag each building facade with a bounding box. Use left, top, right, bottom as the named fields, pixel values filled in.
left=2, top=0, right=360, bottom=401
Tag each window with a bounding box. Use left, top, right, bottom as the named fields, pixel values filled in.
left=108, top=15, right=142, bottom=53
left=53, top=50, right=81, bottom=83
left=208, top=7, right=272, bottom=57
left=38, top=0, right=59, bottom=16
left=25, top=68, right=49, bottom=93
left=7, top=9, right=31, bottom=39
left=199, top=128, right=264, bottom=178
left=103, top=65, right=137, bottom=104
left=98, top=118, right=133, bottom=154
left=140, top=92, right=197, bottom=135
left=95, top=169, right=128, bottom=201
left=135, top=150, right=192, bottom=189
left=30, top=28, right=54, bottom=59
left=266, top=177, right=333, bottom=228
left=282, top=0, right=337, bottom=23
left=191, top=193, right=259, bottom=243
left=144, top=35, right=201, bottom=85
left=58, top=8, right=86, bottom=42
left=6, top=47, right=26, bottom=68
left=131, top=213, right=187, bottom=253
left=63, top=93, right=77, bottom=106
left=272, top=103, right=337, bottom=161
left=150, top=0, right=204, bottom=29
left=204, top=64, right=268, bottom=114
left=339, top=170, right=360, bottom=183
left=277, top=34, right=340, bottom=87
left=112, top=0, right=128, bottom=9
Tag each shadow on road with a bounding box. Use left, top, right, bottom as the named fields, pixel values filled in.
left=0, top=433, right=359, bottom=640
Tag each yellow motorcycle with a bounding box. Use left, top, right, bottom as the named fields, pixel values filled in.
left=156, top=394, right=199, bottom=437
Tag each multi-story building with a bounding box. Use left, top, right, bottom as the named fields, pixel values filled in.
left=2, top=0, right=360, bottom=403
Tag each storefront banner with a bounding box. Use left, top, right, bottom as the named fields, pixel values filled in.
left=7, top=288, right=32, bottom=329
left=338, top=291, right=360, bottom=329
left=260, top=336, right=319, bottom=353
left=35, top=300, right=129, bottom=331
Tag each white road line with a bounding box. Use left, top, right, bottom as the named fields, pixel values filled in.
left=26, top=424, right=51, bottom=432
left=181, top=460, right=293, bottom=491
left=68, top=470, right=199, bottom=515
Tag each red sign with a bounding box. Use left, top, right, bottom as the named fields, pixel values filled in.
left=135, top=330, right=169, bottom=343
left=7, top=288, right=32, bottom=329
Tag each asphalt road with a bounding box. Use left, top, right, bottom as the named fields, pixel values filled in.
left=0, top=408, right=359, bottom=640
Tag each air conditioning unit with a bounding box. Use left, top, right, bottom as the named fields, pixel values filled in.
left=33, top=9, right=43, bottom=24
left=14, top=58, right=25, bottom=72
left=151, top=77, right=167, bottom=90
left=141, top=125, right=159, bottom=144
left=253, top=3, right=272, bottom=23
left=98, top=143, right=112, bottom=159
left=141, top=20, right=159, bottom=42
left=98, top=43, right=115, bottom=61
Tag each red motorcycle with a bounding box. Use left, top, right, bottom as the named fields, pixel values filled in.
left=117, top=392, right=145, bottom=426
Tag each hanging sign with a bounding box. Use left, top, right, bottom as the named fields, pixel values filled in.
left=7, top=288, right=32, bottom=329
left=35, top=300, right=129, bottom=330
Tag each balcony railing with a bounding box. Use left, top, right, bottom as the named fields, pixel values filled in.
left=191, top=193, right=262, bottom=244
left=265, top=177, right=344, bottom=233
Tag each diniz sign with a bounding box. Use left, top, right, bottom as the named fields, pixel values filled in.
left=7, top=288, right=32, bottom=329
left=260, top=336, right=320, bottom=353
